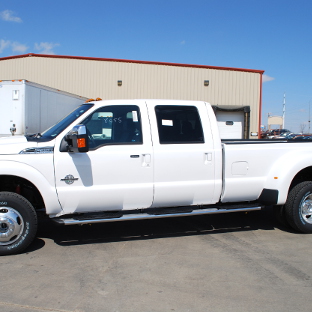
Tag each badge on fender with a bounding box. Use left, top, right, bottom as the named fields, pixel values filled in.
left=61, top=175, right=79, bottom=185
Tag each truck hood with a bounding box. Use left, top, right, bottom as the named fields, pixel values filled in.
left=0, top=136, right=38, bottom=155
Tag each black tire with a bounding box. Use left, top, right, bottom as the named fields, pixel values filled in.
left=285, top=181, right=312, bottom=233
left=0, top=192, right=37, bottom=255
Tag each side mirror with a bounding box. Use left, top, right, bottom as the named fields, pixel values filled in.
left=65, top=124, right=89, bottom=153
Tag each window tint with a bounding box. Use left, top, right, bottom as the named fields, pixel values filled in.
left=82, top=105, right=142, bottom=149
left=155, top=105, right=204, bottom=144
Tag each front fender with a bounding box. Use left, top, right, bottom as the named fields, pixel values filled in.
left=0, top=159, right=62, bottom=215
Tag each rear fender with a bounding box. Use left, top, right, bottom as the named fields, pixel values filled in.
left=263, top=149, right=312, bottom=205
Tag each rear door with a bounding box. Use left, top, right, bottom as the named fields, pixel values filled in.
left=146, top=100, right=219, bottom=207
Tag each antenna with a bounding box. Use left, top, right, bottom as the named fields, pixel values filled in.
left=282, top=93, right=286, bottom=128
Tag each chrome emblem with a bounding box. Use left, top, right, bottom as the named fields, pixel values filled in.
left=61, top=175, right=78, bottom=185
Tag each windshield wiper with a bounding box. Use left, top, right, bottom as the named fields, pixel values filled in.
left=27, top=133, right=42, bottom=138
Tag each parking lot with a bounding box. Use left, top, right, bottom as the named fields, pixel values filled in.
left=0, top=208, right=312, bottom=312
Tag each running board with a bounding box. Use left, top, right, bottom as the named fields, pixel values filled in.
left=52, top=205, right=263, bottom=226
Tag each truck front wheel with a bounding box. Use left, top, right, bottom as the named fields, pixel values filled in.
left=285, top=181, right=312, bottom=233
left=0, top=192, right=37, bottom=255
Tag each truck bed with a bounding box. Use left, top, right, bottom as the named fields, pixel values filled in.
left=221, top=140, right=312, bottom=203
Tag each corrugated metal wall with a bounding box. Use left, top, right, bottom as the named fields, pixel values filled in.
left=0, top=55, right=263, bottom=136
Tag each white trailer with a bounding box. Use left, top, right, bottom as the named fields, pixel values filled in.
left=0, top=80, right=87, bottom=136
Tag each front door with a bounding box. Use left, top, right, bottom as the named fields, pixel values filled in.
left=54, top=102, right=153, bottom=214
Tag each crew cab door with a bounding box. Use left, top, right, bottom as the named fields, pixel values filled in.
left=147, top=100, right=222, bottom=207
left=54, top=101, right=153, bottom=214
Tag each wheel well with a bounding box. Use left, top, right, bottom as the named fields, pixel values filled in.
left=290, top=167, right=312, bottom=190
left=0, top=175, right=45, bottom=212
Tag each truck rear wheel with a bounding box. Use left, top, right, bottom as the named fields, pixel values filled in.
left=285, top=181, right=312, bottom=233
left=0, top=192, right=37, bottom=255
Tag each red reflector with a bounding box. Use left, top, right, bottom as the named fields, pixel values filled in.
left=77, top=138, right=86, bottom=148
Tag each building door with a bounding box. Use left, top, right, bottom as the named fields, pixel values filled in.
left=215, top=111, right=245, bottom=139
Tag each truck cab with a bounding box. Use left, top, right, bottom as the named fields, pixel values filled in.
left=54, top=100, right=223, bottom=215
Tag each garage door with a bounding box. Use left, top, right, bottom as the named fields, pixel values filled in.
left=215, top=111, right=244, bottom=139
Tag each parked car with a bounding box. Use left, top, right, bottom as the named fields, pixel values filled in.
left=262, top=129, right=291, bottom=139
left=293, top=135, right=312, bottom=141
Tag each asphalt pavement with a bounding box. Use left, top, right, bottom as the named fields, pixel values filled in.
left=0, top=208, right=311, bottom=312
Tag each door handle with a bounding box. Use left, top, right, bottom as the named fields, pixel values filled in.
left=142, top=154, right=151, bottom=167
left=205, top=152, right=212, bottom=164
left=130, top=155, right=140, bottom=158
left=143, top=154, right=151, bottom=163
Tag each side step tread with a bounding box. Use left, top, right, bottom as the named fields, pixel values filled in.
left=147, top=207, right=194, bottom=215
left=73, top=211, right=123, bottom=220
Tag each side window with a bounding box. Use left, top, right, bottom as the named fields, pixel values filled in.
left=82, top=105, right=142, bottom=149
left=155, top=105, right=204, bottom=144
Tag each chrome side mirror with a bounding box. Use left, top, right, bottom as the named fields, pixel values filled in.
left=65, top=124, right=89, bottom=153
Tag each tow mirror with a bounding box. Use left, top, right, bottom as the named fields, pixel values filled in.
left=65, top=124, right=89, bottom=153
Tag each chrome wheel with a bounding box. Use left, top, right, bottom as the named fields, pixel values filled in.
left=285, top=181, right=312, bottom=233
left=0, top=207, right=24, bottom=246
left=300, top=194, right=312, bottom=224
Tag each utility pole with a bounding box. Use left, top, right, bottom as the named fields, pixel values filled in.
left=282, top=93, right=286, bottom=129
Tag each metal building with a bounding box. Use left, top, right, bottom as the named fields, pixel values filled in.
left=0, top=53, right=264, bottom=139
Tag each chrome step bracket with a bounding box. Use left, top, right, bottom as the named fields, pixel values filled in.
left=52, top=205, right=263, bottom=226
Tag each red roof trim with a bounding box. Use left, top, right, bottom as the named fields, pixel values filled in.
left=0, top=53, right=265, bottom=74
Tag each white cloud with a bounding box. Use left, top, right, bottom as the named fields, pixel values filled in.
left=34, top=42, right=60, bottom=55
left=0, top=40, right=60, bottom=56
left=263, top=74, right=275, bottom=82
left=0, top=39, right=28, bottom=54
left=0, top=39, right=11, bottom=53
left=180, top=40, right=186, bottom=45
left=0, top=10, right=22, bottom=23
left=12, top=42, right=28, bottom=53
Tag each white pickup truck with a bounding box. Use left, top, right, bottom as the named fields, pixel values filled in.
left=1, top=99, right=312, bottom=255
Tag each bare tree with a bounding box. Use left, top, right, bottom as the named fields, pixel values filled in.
left=300, top=123, right=307, bottom=134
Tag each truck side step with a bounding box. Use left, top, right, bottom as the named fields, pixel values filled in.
left=52, top=205, right=263, bottom=226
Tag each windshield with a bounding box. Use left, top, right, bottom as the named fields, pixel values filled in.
left=26, top=104, right=94, bottom=142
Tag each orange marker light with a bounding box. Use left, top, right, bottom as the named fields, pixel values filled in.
left=274, top=177, right=278, bottom=179
left=85, top=98, right=95, bottom=103
left=77, top=138, right=86, bottom=148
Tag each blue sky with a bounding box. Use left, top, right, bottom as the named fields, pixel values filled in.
left=1, top=0, right=312, bottom=133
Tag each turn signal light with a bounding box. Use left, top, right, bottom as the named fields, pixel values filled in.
left=77, top=138, right=86, bottom=148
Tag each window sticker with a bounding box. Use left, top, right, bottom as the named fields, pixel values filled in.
left=162, top=119, right=173, bottom=126
left=132, top=111, right=139, bottom=122
left=98, top=112, right=112, bottom=118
